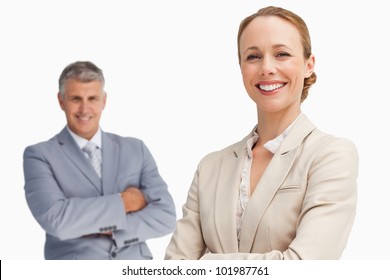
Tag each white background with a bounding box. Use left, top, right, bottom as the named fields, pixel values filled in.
left=1, top=0, right=388, bottom=260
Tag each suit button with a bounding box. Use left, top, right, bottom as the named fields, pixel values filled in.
left=111, top=251, right=116, bottom=258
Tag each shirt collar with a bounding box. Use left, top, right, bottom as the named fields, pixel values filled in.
left=66, top=126, right=102, bottom=150
left=246, top=113, right=302, bottom=156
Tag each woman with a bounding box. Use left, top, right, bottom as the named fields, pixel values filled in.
left=165, top=6, right=358, bottom=260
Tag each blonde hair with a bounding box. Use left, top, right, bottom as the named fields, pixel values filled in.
left=237, top=6, right=316, bottom=102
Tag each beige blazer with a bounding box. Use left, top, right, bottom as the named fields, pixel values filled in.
left=165, top=115, right=358, bottom=260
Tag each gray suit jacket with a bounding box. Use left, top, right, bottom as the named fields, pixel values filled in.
left=165, top=115, right=358, bottom=259
left=24, top=127, right=176, bottom=259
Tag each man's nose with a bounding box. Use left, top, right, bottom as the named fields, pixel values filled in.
left=79, top=100, right=89, bottom=113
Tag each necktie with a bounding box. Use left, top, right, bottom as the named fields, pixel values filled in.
left=82, top=142, right=102, bottom=178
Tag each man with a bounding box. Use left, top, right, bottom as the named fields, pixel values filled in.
left=23, top=61, right=176, bottom=259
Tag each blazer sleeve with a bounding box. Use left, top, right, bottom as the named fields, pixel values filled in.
left=112, top=141, right=176, bottom=249
left=23, top=145, right=127, bottom=241
left=165, top=163, right=208, bottom=260
left=200, top=138, right=359, bottom=260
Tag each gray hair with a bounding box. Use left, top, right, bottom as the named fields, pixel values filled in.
left=58, top=61, right=105, bottom=97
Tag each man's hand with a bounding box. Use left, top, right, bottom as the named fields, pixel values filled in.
left=120, top=186, right=147, bottom=213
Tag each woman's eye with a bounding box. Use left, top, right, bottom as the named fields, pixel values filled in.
left=276, top=52, right=290, bottom=57
left=246, top=54, right=261, bottom=60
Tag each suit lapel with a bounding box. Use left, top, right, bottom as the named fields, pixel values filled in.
left=101, top=132, right=120, bottom=195
left=239, top=147, right=299, bottom=252
left=57, top=127, right=102, bottom=194
left=214, top=138, right=249, bottom=253
left=239, top=115, right=316, bottom=253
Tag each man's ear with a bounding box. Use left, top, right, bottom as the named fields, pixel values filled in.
left=102, top=92, right=107, bottom=110
left=58, top=92, right=65, bottom=111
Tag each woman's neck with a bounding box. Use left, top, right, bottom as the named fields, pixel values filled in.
left=256, top=108, right=301, bottom=145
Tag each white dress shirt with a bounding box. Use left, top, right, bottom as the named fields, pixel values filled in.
left=236, top=114, right=302, bottom=241
left=66, top=127, right=102, bottom=158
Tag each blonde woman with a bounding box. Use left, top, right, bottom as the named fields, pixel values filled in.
left=165, top=6, right=358, bottom=260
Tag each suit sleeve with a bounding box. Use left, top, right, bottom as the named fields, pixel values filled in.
left=112, top=141, right=176, bottom=249
left=165, top=162, right=208, bottom=260
left=23, top=145, right=127, bottom=241
left=290, top=138, right=358, bottom=259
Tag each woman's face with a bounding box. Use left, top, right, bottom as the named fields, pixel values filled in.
left=239, top=16, right=314, bottom=115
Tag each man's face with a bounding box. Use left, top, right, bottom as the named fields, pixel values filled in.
left=58, top=79, right=106, bottom=140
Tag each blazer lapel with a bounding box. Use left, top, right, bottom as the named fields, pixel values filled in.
left=101, top=132, right=120, bottom=195
left=239, top=115, right=316, bottom=253
left=57, top=127, right=102, bottom=194
left=214, top=137, right=249, bottom=253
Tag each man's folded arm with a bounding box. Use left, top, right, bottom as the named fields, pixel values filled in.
left=24, top=145, right=128, bottom=240
left=112, top=141, right=176, bottom=248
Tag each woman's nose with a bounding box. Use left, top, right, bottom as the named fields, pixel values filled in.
left=259, top=56, right=276, bottom=76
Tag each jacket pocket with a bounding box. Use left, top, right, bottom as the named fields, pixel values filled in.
left=277, top=184, right=301, bottom=191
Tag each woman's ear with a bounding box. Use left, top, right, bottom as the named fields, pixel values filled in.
left=305, top=54, right=315, bottom=78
